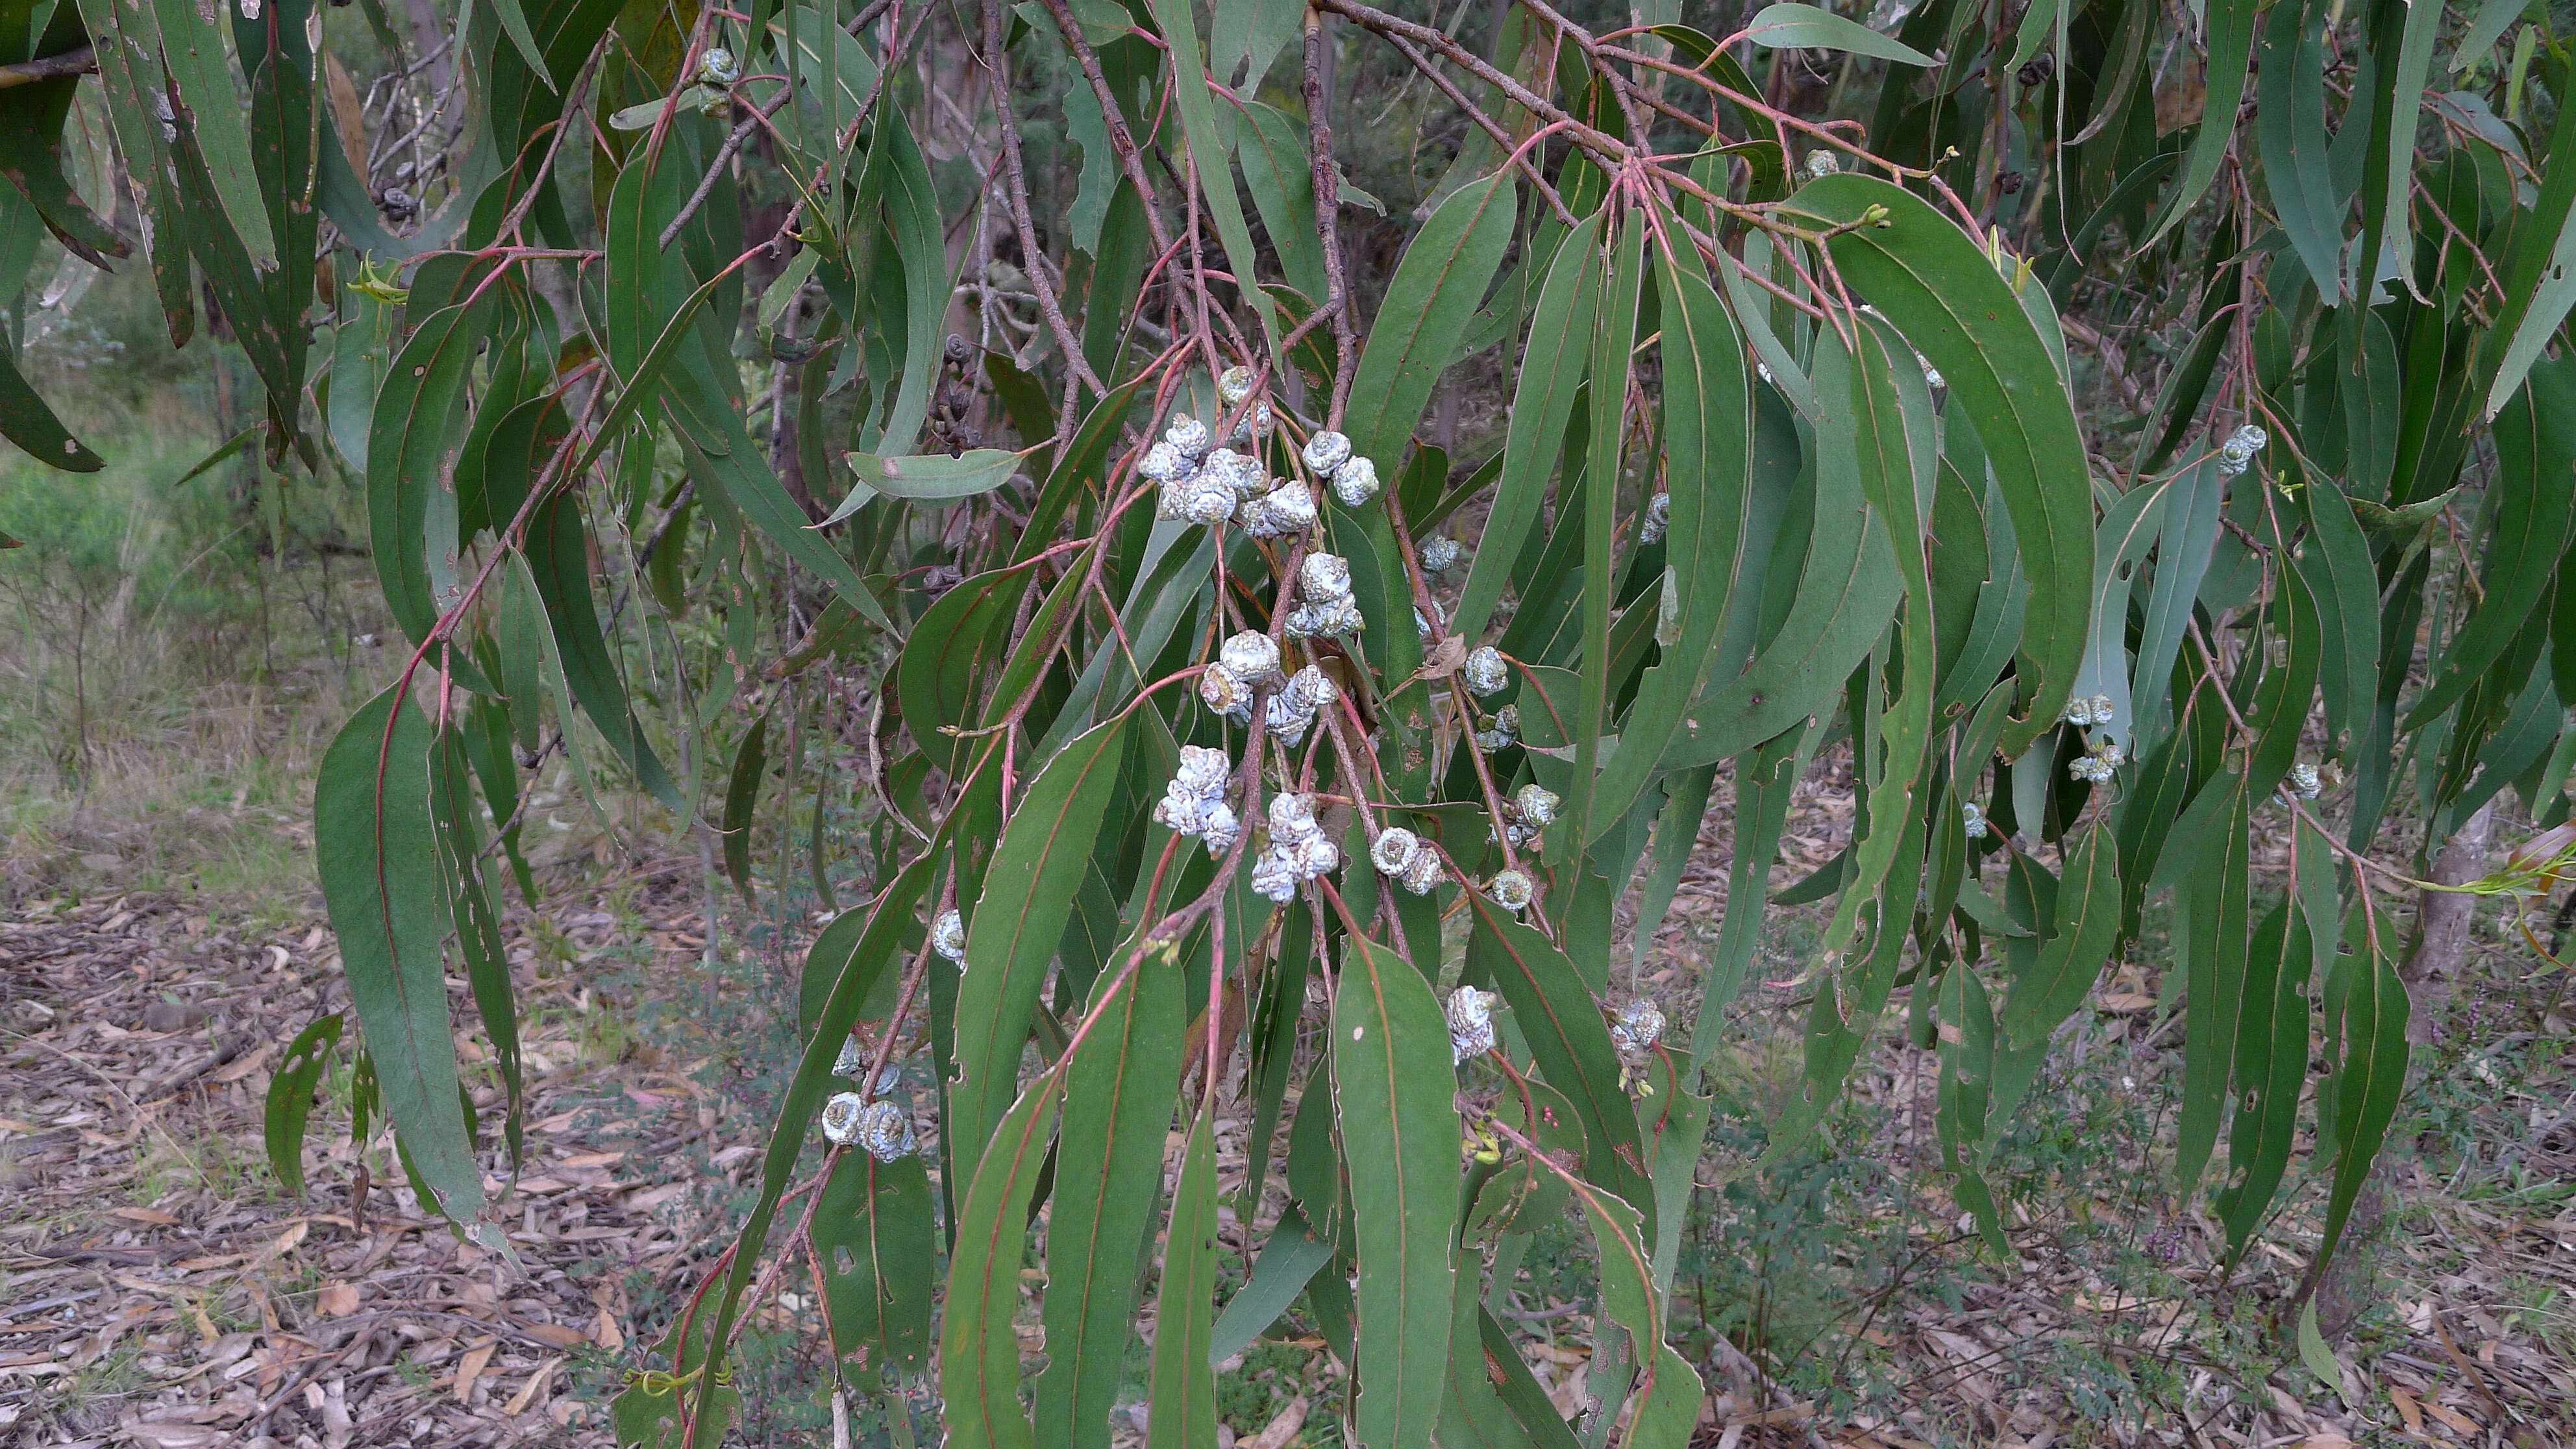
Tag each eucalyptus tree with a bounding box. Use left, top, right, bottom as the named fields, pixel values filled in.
left=4, top=0, right=2573, bottom=1441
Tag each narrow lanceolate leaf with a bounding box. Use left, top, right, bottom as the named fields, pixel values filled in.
left=1666, top=330, right=1900, bottom=771
left=1589, top=239, right=1752, bottom=841
left=2484, top=88, right=2576, bottom=419
left=1331, top=937, right=1458, bottom=1449
left=950, top=718, right=1133, bottom=1179
left=1145, top=1106, right=1219, bottom=1449
left=1742, top=2, right=1936, bottom=65
left=1455, top=211, right=1604, bottom=644
left=2002, top=829, right=2123, bottom=1049
left=2175, top=774, right=2251, bottom=1198
left=1464, top=897, right=1653, bottom=1213
left=1343, top=169, right=1518, bottom=471
left=430, top=731, right=523, bottom=1168
left=721, top=712, right=771, bottom=901
left=1037, top=948, right=1186, bottom=1449
left=315, top=686, right=482, bottom=1224
left=367, top=304, right=484, bottom=650
left=2257, top=0, right=2346, bottom=299
left=1564, top=209, right=1645, bottom=863
left=811, top=1154, right=936, bottom=1374
left=836, top=447, right=1026, bottom=516
left=264, top=1013, right=343, bottom=1198
left=1141, top=0, right=1282, bottom=356
left=2138, top=0, right=2256, bottom=249
left=151, top=0, right=278, bottom=266
left=2214, top=903, right=2309, bottom=1265
left=2405, top=357, right=2576, bottom=729
left=2297, top=480, right=2383, bottom=749
left=2310, top=925, right=2409, bottom=1283
left=1790, top=176, right=2095, bottom=756
left=941, top=1071, right=1067, bottom=1449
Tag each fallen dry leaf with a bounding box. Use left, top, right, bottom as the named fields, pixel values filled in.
left=452, top=1339, right=498, bottom=1403
left=504, top=1357, right=562, bottom=1417
left=316, top=1280, right=360, bottom=1316
left=112, top=1205, right=182, bottom=1226
left=1241, top=1394, right=1307, bottom=1449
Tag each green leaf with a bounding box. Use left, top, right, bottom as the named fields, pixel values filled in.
left=365, top=304, right=487, bottom=652
left=1209, top=1206, right=1332, bottom=1365
left=2257, top=0, right=2346, bottom=301
left=1790, top=175, right=2095, bottom=757
left=2138, top=0, right=2256, bottom=249
left=722, top=710, right=772, bottom=900
left=941, top=1069, right=1067, bottom=1449
left=263, top=1013, right=343, bottom=1198
left=2311, top=924, right=2408, bottom=1281
left=151, top=0, right=279, bottom=265
left=1036, top=946, right=1186, bottom=1449
left=950, top=717, right=1133, bottom=1180
left=2482, top=83, right=2576, bottom=419
left=1455, top=210, right=1604, bottom=645
left=1465, top=896, right=1654, bottom=1211
left=2001, top=828, right=2123, bottom=1049
left=2297, top=482, right=2383, bottom=749
left=1141, top=0, right=1282, bottom=357
left=811, top=1154, right=937, bottom=1374
left=1563, top=208, right=1645, bottom=863
left=2406, top=356, right=2576, bottom=728
left=2214, top=902, right=2310, bottom=1264
left=1343, top=169, right=1518, bottom=470
left=2175, top=773, right=2251, bottom=1198
left=1331, top=936, right=1457, bottom=1449
left=836, top=447, right=1026, bottom=515
left=430, top=730, right=523, bottom=1169
left=1688, top=726, right=1816, bottom=1067
left=1743, top=2, right=1935, bottom=65
left=2297, top=1298, right=2343, bottom=1394
left=314, top=686, right=482, bottom=1224
left=1145, top=1106, right=1219, bottom=1449
left=1234, top=101, right=1328, bottom=304
left=1567, top=1182, right=1703, bottom=1448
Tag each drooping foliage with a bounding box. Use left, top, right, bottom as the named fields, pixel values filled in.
left=8, top=0, right=2576, bottom=1441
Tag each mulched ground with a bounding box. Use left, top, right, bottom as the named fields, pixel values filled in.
left=5, top=824, right=2573, bottom=1447
left=1, top=888, right=727, bottom=1447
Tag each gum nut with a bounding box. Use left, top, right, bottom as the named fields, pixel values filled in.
left=1610, top=998, right=1666, bottom=1057
left=1139, top=440, right=1188, bottom=482
left=2090, top=693, right=2115, bottom=723
left=1201, top=801, right=1240, bottom=854
left=1511, top=783, right=1560, bottom=828
left=1288, top=664, right=1337, bottom=710
left=1330, top=454, right=1380, bottom=506
left=1250, top=847, right=1299, bottom=902
left=1804, top=150, right=1839, bottom=178
left=1371, top=826, right=1422, bottom=875
left=1204, top=448, right=1264, bottom=496
left=1263, top=481, right=1317, bottom=530
left=1232, top=402, right=1273, bottom=445
left=1300, top=551, right=1353, bottom=602
left=1220, top=630, right=1283, bottom=682
left=1219, top=365, right=1257, bottom=405
left=1302, top=430, right=1352, bottom=473
left=932, top=908, right=967, bottom=963
left=1488, top=869, right=1534, bottom=911
left=697, top=47, right=739, bottom=86
left=1283, top=604, right=1322, bottom=639
left=1165, top=414, right=1211, bottom=459
left=1320, top=597, right=1363, bottom=636
left=1421, top=535, right=1465, bottom=573
left=1176, top=744, right=1232, bottom=795
left=1463, top=647, right=1509, bottom=696
left=833, top=1036, right=866, bottom=1078
left=1267, top=791, right=1318, bottom=839
left=821, top=1091, right=865, bottom=1145
left=1450, top=1013, right=1496, bottom=1065
left=1401, top=849, right=1445, bottom=895
left=857, top=1100, right=915, bottom=1161
left=1154, top=786, right=1205, bottom=836
left=1199, top=662, right=1250, bottom=716
left=2231, top=423, right=2268, bottom=454
left=1236, top=495, right=1280, bottom=536
left=1180, top=475, right=1238, bottom=526
left=1292, top=834, right=1341, bottom=879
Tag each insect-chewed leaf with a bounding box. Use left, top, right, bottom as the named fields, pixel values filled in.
left=264, top=1013, right=343, bottom=1198
left=1330, top=936, right=1457, bottom=1449
left=837, top=447, right=1025, bottom=514
left=1568, top=1180, right=1703, bottom=1448
left=1790, top=175, right=2094, bottom=756
left=314, top=685, right=483, bottom=1224
left=812, top=1153, right=936, bottom=1374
